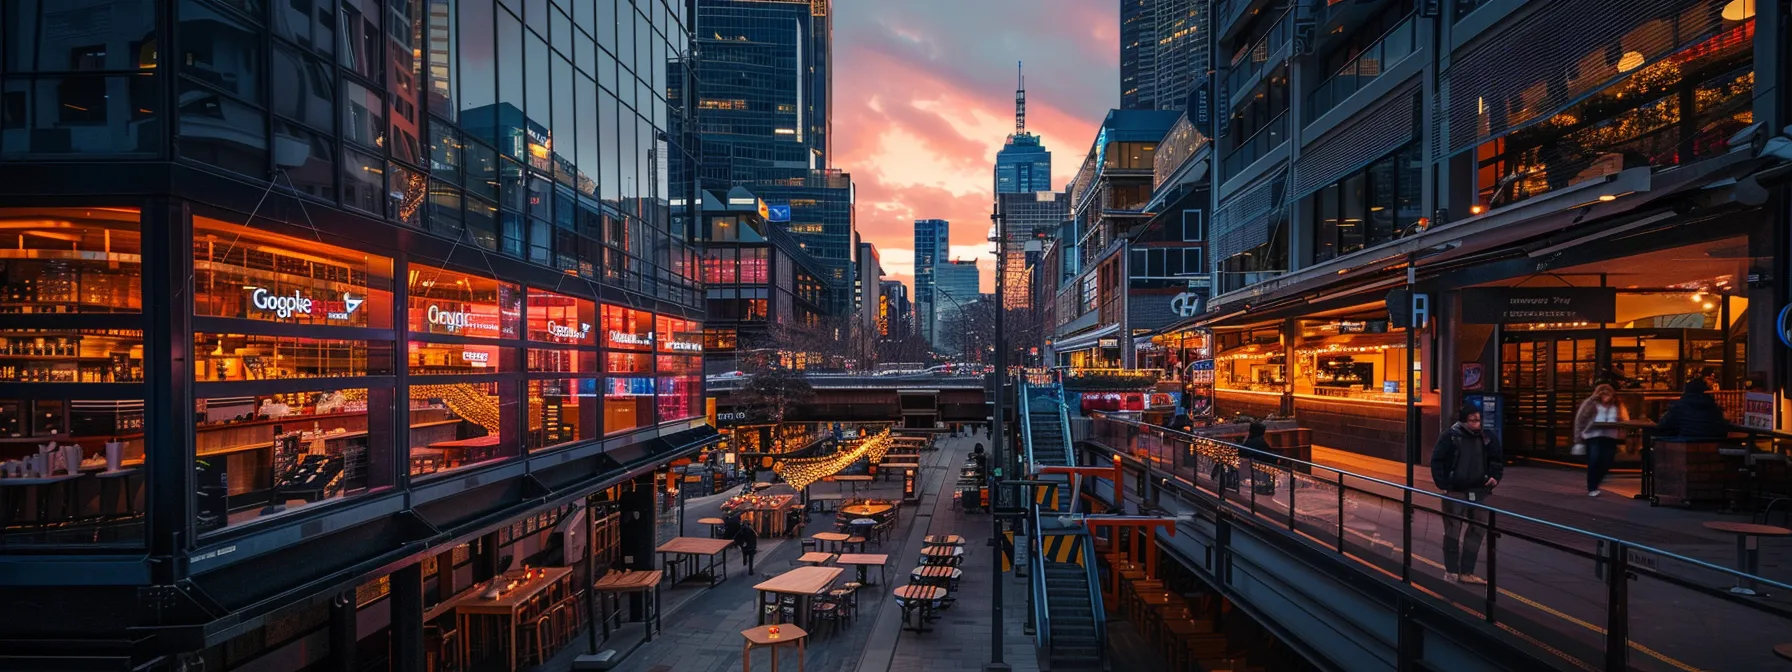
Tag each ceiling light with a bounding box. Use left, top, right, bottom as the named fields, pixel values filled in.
left=1469, top=204, right=1486, bottom=215
left=1722, top=0, right=1754, bottom=21
left=1616, top=51, right=1645, bottom=72
left=1703, top=302, right=1715, bottom=310
left=1597, top=194, right=1617, bottom=202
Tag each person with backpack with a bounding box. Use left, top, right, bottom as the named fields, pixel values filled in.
left=1431, top=405, right=1504, bottom=585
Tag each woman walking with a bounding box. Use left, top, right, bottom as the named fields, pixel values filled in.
left=1573, top=383, right=1627, bottom=496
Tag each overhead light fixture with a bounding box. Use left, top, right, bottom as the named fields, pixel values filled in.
left=1597, top=194, right=1618, bottom=202
left=1469, top=204, right=1486, bottom=215
left=1722, top=0, right=1755, bottom=21
left=1616, top=51, right=1645, bottom=73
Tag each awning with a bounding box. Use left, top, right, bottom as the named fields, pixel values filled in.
left=1052, top=322, right=1123, bottom=352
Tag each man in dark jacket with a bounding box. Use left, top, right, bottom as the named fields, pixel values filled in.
left=733, top=522, right=759, bottom=574
left=1655, top=379, right=1731, bottom=440
left=1430, top=406, right=1504, bottom=585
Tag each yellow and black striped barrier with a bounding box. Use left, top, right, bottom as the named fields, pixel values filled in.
left=1040, top=533, right=1085, bottom=566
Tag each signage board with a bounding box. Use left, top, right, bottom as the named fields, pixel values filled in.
left=766, top=204, right=792, bottom=222
left=1170, top=292, right=1204, bottom=317
left=1097, top=338, right=1119, bottom=348
left=1460, top=287, right=1617, bottom=325
left=1745, top=392, right=1774, bottom=430
left=248, top=287, right=364, bottom=321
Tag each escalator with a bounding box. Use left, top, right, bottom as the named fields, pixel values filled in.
left=1035, top=528, right=1106, bottom=671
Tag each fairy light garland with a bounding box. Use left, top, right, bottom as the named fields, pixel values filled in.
left=773, top=427, right=893, bottom=490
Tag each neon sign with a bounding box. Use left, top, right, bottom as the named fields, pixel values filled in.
left=546, top=321, right=592, bottom=340
left=249, top=288, right=363, bottom=321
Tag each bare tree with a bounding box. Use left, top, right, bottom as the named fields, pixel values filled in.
left=734, top=361, right=815, bottom=424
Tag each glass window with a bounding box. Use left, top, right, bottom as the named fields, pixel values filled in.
left=656, top=315, right=701, bottom=354
left=0, top=207, right=142, bottom=313
left=603, top=374, right=652, bottom=434
left=601, top=304, right=652, bottom=350
left=0, top=329, right=143, bottom=382
left=551, top=55, right=576, bottom=186
left=0, top=397, right=147, bottom=543
left=575, top=73, right=598, bottom=196
left=426, top=0, right=455, bottom=119
left=5, top=0, right=157, bottom=73
left=500, top=211, right=525, bottom=258
left=178, top=81, right=265, bottom=176
left=197, top=333, right=390, bottom=381
left=406, top=263, right=522, bottom=339
left=527, top=378, right=596, bottom=450
left=342, top=147, right=385, bottom=214
left=1366, top=153, right=1397, bottom=245
left=428, top=180, right=463, bottom=239
left=466, top=196, right=499, bottom=251
left=430, top=123, right=462, bottom=182
left=273, top=0, right=335, bottom=56
left=525, top=33, right=553, bottom=172
left=527, top=288, right=595, bottom=345
left=1339, top=172, right=1365, bottom=255
left=193, top=387, right=394, bottom=534
left=496, top=9, right=526, bottom=159
left=274, top=121, right=335, bottom=200
left=271, top=43, right=335, bottom=131
left=656, top=354, right=699, bottom=422
left=409, top=341, right=507, bottom=374
left=389, top=161, right=427, bottom=227
left=340, top=0, right=383, bottom=82
left=179, top=0, right=262, bottom=100
left=598, top=88, right=620, bottom=203
left=388, top=0, right=424, bottom=166
left=1, top=73, right=161, bottom=158
left=528, top=347, right=594, bottom=373
left=407, top=380, right=510, bottom=477
left=458, top=0, right=497, bottom=143
left=1314, top=184, right=1338, bottom=263
left=466, top=141, right=498, bottom=200
left=596, top=0, right=616, bottom=46
left=342, top=80, right=387, bottom=150
left=193, top=214, right=395, bottom=328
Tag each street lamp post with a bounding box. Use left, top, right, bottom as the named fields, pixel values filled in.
left=986, top=208, right=1010, bottom=671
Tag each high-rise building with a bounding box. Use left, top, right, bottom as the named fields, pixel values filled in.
left=878, top=279, right=911, bottom=338
left=0, top=1, right=711, bottom=667
left=1121, top=0, right=1210, bottom=111
left=996, top=191, right=1069, bottom=310
left=856, top=240, right=883, bottom=341
left=913, top=218, right=949, bottom=344
left=995, top=64, right=1054, bottom=195
left=682, top=0, right=854, bottom=313
left=932, top=259, right=982, bottom=352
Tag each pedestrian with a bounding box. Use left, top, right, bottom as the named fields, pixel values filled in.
left=1241, top=421, right=1279, bottom=494
left=1430, top=405, right=1503, bottom=585
left=1573, top=383, right=1627, bottom=497
left=1654, top=378, right=1730, bottom=440
left=733, top=522, right=758, bottom=574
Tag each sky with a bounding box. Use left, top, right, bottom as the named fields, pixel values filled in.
left=832, top=0, right=1117, bottom=294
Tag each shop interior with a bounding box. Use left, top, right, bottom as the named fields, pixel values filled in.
left=1482, top=236, right=1761, bottom=457
left=1292, top=316, right=1410, bottom=404
left=1213, top=326, right=1286, bottom=394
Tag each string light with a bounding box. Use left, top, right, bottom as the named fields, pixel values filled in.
left=773, top=427, right=893, bottom=490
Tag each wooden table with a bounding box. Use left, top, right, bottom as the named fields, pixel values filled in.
left=919, top=545, right=964, bottom=566
left=797, top=552, right=836, bottom=566
left=655, top=537, right=734, bottom=587
left=699, top=516, right=727, bottom=537
left=755, top=567, right=844, bottom=629
left=428, top=434, right=501, bottom=467
left=0, top=473, right=83, bottom=528
left=811, top=531, right=851, bottom=553
left=893, top=584, right=947, bottom=632
left=840, top=502, right=895, bottom=520
left=1702, top=521, right=1791, bottom=595
left=909, top=565, right=961, bottom=587
left=591, top=570, right=662, bottom=642
left=923, top=534, right=964, bottom=546
left=449, top=566, right=574, bottom=672
left=834, top=474, right=874, bottom=495
left=836, top=553, right=889, bottom=586
left=741, top=624, right=807, bottom=672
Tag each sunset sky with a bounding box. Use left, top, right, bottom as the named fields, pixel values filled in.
left=832, top=0, right=1118, bottom=293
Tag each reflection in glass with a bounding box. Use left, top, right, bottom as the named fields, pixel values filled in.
left=177, top=81, right=266, bottom=176
left=180, top=0, right=263, bottom=99
left=0, top=207, right=143, bottom=313
left=271, top=44, right=336, bottom=131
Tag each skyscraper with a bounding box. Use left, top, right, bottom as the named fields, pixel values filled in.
left=996, top=191, right=1069, bottom=309
left=682, top=0, right=855, bottom=314
left=995, top=64, right=1053, bottom=195
left=913, top=218, right=949, bottom=344
left=933, top=259, right=982, bottom=350
left=1120, top=0, right=1209, bottom=111
left=879, top=279, right=911, bottom=337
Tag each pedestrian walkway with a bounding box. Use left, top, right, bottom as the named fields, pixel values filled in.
left=560, top=432, right=1016, bottom=672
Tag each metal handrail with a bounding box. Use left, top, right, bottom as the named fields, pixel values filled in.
left=1017, top=380, right=1051, bottom=649
left=1079, top=532, right=1107, bottom=660
left=1085, top=412, right=1792, bottom=671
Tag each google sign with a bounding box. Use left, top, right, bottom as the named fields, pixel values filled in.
left=249, top=288, right=364, bottom=321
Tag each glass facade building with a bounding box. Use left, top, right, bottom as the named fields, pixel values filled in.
left=913, top=217, right=948, bottom=345
left=678, top=0, right=853, bottom=314
left=994, top=132, right=1053, bottom=195
left=1120, top=0, right=1209, bottom=111
left=0, top=1, right=714, bottom=668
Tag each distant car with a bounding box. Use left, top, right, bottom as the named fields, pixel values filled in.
left=706, top=370, right=747, bottom=381
left=924, top=365, right=954, bottom=375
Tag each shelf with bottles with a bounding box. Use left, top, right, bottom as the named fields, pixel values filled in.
left=0, top=266, right=143, bottom=313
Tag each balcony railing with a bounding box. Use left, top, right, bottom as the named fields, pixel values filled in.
left=1083, top=414, right=1792, bottom=672
left=1306, top=15, right=1419, bottom=123
left=1220, top=111, right=1287, bottom=181
left=1226, top=10, right=1292, bottom=98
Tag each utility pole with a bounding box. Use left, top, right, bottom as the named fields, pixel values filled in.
left=986, top=198, right=1010, bottom=671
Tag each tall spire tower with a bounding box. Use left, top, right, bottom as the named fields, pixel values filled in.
left=1014, top=61, right=1027, bottom=136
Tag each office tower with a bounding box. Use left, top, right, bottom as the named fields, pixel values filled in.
left=683, top=0, right=854, bottom=314
left=913, top=218, right=949, bottom=344
left=857, top=240, right=883, bottom=340
left=879, top=279, right=911, bottom=337
left=933, top=259, right=982, bottom=348
left=1121, top=0, right=1210, bottom=111
left=0, top=1, right=710, bottom=667
left=995, top=64, right=1054, bottom=195
left=996, top=191, right=1069, bottom=310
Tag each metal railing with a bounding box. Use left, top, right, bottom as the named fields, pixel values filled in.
left=1084, top=413, right=1792, bottom=672
left=1017, top=381, right=1052, bottom=650
left=1226, top=10, right=1293, bottom=97
left=1079, top=531, right=1107, bottom=659
left=1305, top=15, right=1419, bottom=122
left=1220, top=111, right=1287, bottom=181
